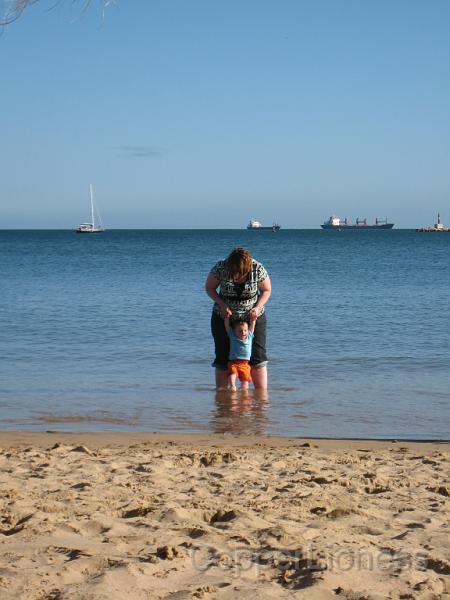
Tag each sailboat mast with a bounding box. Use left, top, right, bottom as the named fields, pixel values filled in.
left=90, top=184, right=95, bottom=229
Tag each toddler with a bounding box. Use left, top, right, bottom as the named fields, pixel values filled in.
left=224, top=316, right=256, bottom=391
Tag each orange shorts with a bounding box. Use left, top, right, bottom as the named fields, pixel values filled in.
left=228, top=360, right=252, bottom=383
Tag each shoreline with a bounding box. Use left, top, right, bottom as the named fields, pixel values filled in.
left=1, top=431, right=449, bottom=451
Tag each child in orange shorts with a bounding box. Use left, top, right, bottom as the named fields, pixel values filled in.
left=224, top=316, right=256, bottom=391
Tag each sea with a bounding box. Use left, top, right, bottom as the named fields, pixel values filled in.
left=1, top=229, right=449, bottom=439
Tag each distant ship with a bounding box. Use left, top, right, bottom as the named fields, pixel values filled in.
left=321, top=216, right=394, bottom=230
left=247, top=219, right=281, bottom=231
left=76, top=184, right=106, bottom=233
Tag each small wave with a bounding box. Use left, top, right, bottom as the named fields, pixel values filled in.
left=35, top=414, right=139, bottom=425
left=193, top=385, right=217, bottom=392
left=268, top=386, right=299, bottom=392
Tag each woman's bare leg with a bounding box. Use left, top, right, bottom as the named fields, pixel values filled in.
left=251, top=366, right=268, bottom=390
left=215, top=368, right=228, bottom=390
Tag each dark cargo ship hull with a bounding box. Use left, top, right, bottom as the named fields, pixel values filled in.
left=321, top=223, right=394, bottom=229
left=247, top=226, right=281, bottom=230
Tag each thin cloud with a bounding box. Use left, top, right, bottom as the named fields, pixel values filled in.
left=119, top=145, right=164, bottom=158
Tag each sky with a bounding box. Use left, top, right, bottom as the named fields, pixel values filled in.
left=1, top=0, right=449, bottom=228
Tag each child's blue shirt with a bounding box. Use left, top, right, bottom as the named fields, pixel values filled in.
left=228, top=329, right=254, bottom=361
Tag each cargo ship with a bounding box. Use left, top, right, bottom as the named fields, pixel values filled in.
left=247, top=219, right=281, bottom=231
left=321, top=216, right=394, bottom=230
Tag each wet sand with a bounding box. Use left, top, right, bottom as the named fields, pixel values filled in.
left=0, top=432, right=449, bottom=599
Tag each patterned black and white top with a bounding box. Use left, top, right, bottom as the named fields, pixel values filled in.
left=209, top=259, right=269, bottom=319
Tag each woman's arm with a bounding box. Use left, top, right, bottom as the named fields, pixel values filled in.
left=249, top=275, right=271, bottom=319
left=205, top=274, right=232, bottom=318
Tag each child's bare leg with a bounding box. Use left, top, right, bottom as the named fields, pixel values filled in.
left=241, top=380, right=249, bottom=390
left=228, top=373, right=237, bottom=391
left=240, top=387, right=249, bottom=398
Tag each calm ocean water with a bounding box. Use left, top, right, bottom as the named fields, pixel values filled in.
left=1, top=229, right=449, bottom=439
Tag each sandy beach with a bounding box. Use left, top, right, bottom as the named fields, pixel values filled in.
left=0, top=432, right=449, bottom=599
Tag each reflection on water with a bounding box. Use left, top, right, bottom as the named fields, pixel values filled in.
left=212, top=389, right=269, bottom=435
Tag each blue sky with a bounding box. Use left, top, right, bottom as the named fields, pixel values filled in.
left=1, top=0, right=449, bottom=228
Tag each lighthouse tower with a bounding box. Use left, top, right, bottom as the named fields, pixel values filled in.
left=435, top=213, right=444, bottom=230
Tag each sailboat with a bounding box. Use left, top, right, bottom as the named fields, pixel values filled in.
left=76, top=184, right=106, bottom=233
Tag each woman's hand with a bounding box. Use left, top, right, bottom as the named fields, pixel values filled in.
left=220, top=304, right=233, bottom=319
left=248, top=307, right=260, bottom=321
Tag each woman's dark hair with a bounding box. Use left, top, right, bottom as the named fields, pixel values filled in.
left=225, top=247, right=252, bottom=279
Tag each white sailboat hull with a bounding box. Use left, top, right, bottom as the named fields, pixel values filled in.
left=76, top=227, right=105, bottom=233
